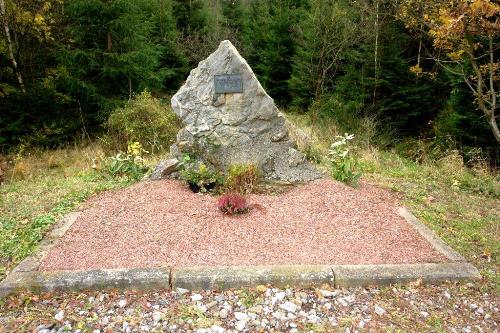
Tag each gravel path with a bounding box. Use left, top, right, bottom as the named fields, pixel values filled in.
left=1, top=283, right=497, bottom=332
left=40, top=179, right=445, bottom=271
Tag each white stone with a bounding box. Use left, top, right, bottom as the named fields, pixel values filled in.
left=235, top=320, right=246, bottom=331
left=191, top=294, right=203, bottom=302
left=280, top=302, right=298, bottom=313
left=211, top=325, right=225, bottom=333
left=54, top=310, right=64, bottom=321
left=118, top=299, right=127, bottom=308
left=219, top=308, right=229, bottom=319
left=374, top=305, right=386, bottom=316
left=234, top=312, right=249, bottom=321
left=176, top=288, right=189, bottom=294
left=152, top=311, right=163, bottom=322
left=319, top=289, right=336, bottom=298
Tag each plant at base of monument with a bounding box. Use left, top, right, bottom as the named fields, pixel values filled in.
left=217, top=193, right=250, bottom=215
left=328, top=133, right=361, bottom=186
left=179, top=162, right=223, bottom=193
left=105, top=90, right=181, bottom=154
left=225, top=163, right=261, bottom=194
left=105, top=142, right=150, bottom=181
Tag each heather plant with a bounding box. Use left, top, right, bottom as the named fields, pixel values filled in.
left=225, top=163, right=261, bottom=194
left=328, top=133, right=361, bottom=186
left=217, top=193, right=250, bottom=215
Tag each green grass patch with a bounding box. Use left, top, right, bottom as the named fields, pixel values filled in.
left=0, top=145, right=130, bottom=280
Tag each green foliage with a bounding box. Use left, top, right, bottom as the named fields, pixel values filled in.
left=179, top=156, right=223, bottom=193
left=225, top=163, right=261, bottom=194
left=103, top=142, right=150, bottom=181
left=328, top=133, right=361, bottom=186
left=105, top=90, right=181, bottom=154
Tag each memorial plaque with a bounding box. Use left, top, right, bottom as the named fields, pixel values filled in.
left=214, top=74, right=243, bottom=93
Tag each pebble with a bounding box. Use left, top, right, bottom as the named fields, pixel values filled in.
left=234, top=312, right=249, bottom=321
left=118, top=299, right=127, bottom=308
left=235, top=320, right=246, bottom=331
left=374, top=305, right=386, bottom=316
left=54, top=310, right=64, bottom=321
left=219, top=308, right=229, bottom=319
left=280, top=301, right=298, bottom=313
left=319, top=289, right=336, bottom=298
left=4, top=285, right=497, bottom=333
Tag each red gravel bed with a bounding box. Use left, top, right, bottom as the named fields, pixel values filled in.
left=40, top=179, right=446, bottom=271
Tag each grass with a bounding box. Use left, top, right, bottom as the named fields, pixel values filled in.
left=0, top=143, right=141, bottom=280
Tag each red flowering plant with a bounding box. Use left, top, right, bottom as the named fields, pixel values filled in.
left=217, top=193, right=250, bottom=215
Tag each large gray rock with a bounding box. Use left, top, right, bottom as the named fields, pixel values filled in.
left=170, top=40, right=322, bottom=183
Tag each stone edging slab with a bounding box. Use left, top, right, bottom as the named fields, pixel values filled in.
left=0, top=207, right=481, bottom=298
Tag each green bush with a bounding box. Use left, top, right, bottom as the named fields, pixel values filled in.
left=105, top=90, right=181, bottom=154
left=225, top=163, right=261, bottom=194
left=328, top=133, right=361, bottom=186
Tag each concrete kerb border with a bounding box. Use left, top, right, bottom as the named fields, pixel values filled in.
left=0, top=207, right=481, bottom=298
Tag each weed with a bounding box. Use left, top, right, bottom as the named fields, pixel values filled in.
left=225, top=163, right=260, bottom=194
left=328, top=133, right=361, bottom=186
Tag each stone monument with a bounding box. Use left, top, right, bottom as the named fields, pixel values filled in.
left=153, top=40, right=322, bottom=183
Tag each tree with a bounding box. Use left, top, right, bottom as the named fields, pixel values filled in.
left=395, top=0, right=500, bottom=143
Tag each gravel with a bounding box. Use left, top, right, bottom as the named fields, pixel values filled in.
left=2, top=282, right=496, bottom=333
left=40, top=179, right=444, bottom=271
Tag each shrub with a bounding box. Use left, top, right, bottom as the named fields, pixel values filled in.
left=217, top=193, right=250, bottom=215
left=225, top=163, right=260, bottom=194
left=328, top=133, right=361, bottom=186
left=104, top=142, right=149, bottom=181
left=179, top=157, right=223, bottom=193
left=105, top=90, right=181, bottom=154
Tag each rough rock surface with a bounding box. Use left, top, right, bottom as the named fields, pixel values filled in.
left=150, top=158, right=179, bottom=180
left=170, top=40, right=322, bottom=183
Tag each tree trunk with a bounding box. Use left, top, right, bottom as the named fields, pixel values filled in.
left=0, top=0, right=25, bottom=92
left=466, top=38, right=499, bottom=144
left=372, top=0, right=379, bottom=106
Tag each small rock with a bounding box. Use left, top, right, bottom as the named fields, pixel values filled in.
left=54, top=310, right=64, bottom=321
left=275, top=291, right=286, bottom=301
left=211, top=325, right=225, bottom=333
left=176, top=288, right=189, bottom=295
left=319, top=289, right=336, bottom=298
left=234, top=312, right=249, bottom=321
left=444, top=291, right=451, bottom=299
left=248, top=305, right=263, bottom=314
left=118, top=299, right=127, bottom=308
left=152, top=311, right=163, bottom=322
left=307, top=314, right=321, bottom=323
left=191, top=294, right=203, bottom=302
left=420, top=311, right=429, bottom=318
left=469, top=303, right=478, bottom=311
left=374, top=305, right=386, bottom=316
left=272, top=311, right=286, bottom=320
left=219, top=308, right=229, bottom=319
left=235, top=320, right=246, bottom=331
left=280, top=301, right=298, bottom=313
